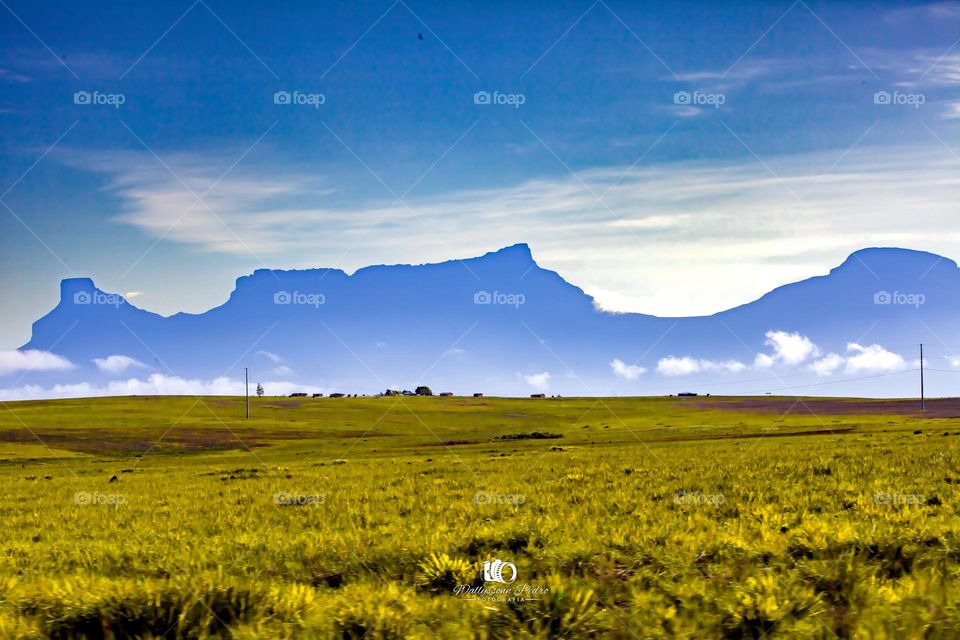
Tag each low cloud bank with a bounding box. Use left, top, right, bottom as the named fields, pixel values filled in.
left=0, top=373, right=326, bottom=401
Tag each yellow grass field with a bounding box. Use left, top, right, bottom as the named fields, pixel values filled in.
left=0, top=395, right=957, bottom=638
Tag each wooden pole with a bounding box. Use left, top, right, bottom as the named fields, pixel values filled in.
left=920, top=344, right=925, bottom=413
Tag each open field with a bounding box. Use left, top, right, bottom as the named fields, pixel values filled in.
left=0, top=395, right=957, bottom=638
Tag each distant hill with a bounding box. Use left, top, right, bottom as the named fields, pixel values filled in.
left=16, top=244, right=960, bottom=397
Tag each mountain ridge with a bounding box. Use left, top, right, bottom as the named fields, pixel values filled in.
left=47, top=244, right=953, bottom=322
left=14, top=244, right=960, bottom=399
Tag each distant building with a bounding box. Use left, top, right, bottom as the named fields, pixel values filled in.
left=312, top=393, right=324, bottom=398
left=530, top=393, right=546, bottom=398
left=678, top=392, right=698, bottom=397
left=329, top=392, right=345, bottom=398
left=439, top=392, right=453, bottom=397
left=473, top=393, right=484, bottom=397
left=290, top=392, right=308, bottom=397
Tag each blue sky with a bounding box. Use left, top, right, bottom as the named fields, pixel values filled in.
left=2, top=0, right=960, bottom=349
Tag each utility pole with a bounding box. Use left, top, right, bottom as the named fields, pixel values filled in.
left=920, top=344, right=925, bottom=413
left=245, top=367, right=250, bottom=419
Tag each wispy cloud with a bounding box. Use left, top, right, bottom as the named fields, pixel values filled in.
left=758, top=330, right=820, bottom=367
left=609, top=358, right=645, bottom=380
left=520, top=371, right=551, bottom=390
left=0, top=67, right=30, bottom=83
left=0, top=350, right=73, bottom=375
left=656, top=356, right=746, bottom=376
left=92, top=354, right=146, bottom=374
left=809, top=343, right=910, bottom=376
left=64, top=143, right=960, bottom=317
left=256, top=350, right=284, bottom=363
left=0, top=373, right=327, bottom=401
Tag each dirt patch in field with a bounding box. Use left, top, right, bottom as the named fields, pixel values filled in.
left=691, top=397, right=955, bottom=418
left=0, top=427, right=297, bottom=455
left=658, top=426, right=858, bottom=443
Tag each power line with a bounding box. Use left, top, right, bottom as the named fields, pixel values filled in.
left=737, top=368, right=919, bottom=395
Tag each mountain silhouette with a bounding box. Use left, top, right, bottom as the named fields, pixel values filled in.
left=16, top=244, right=960, bottom=397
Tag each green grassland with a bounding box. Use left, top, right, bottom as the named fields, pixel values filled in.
left=0, top=395, right=957, bottom=638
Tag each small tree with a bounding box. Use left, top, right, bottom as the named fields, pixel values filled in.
left=256, top=383, right=264, bottom=398
left=415, top=385, right=433, bottom=396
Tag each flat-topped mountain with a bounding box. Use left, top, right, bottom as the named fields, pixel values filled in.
left=17, top=244, right=960, bottom=397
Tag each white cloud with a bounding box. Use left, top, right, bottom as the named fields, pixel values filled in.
left=521, top=372, right=551, bottom=390
left=806, top=344, right=908, bottom=376
left=0, top=373, right=327, bottom=401
left=271, top=365, right=293, bottom=376
left=124, top=291, right=144, bottom=300
left=657, top=356, right=745, bottom=376
left=948, top=356, right=960, bottom=369
left=63, top=144, right=960, bottom=318
left=92, top=354, right=146, bottom=374
left=810, top=353, right=845, bottom=376
left=657, top=356, right=700, bottom=376
left=0, top=350, right=73, bottom=375
left=717, top=360, right=747, bottom=373
left=762, top=330, right=820, bottom=366
left=609, top=358, right=645, bottom=380
left=754, top=353, right=775, bottom=368
left=844, top=343, right=908, bottom=374
left=256, top=350, right=284, bottom=363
